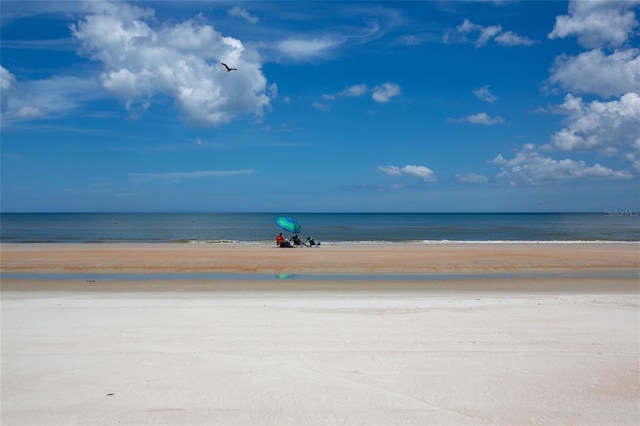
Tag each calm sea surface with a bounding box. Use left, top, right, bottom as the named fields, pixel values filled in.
left=1, top=213, right=638, bottom=243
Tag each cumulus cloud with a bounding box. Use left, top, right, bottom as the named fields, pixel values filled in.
left=71, top=1, right=270, bottom=126
left=547, top=49, right=640, bottom=97
left=488, top=1, right=639, bottom=187
left=549, top=93, right=640, bottom=157
left=491, top=144, right=633, bottom=186
left=454, top=18, right=537, bottom=47
left=473, top=85, right=497, bottom=103
left=547, top=1, right=639, bottom=98
left=377, top=165, right=437, bottom=182
left=1, top=66, right=16, bottom=115
left=447, top=112, right=504, bottom=125
left=372, top=82, right=401, bottom=103
left=628, top=153, right=640, bottom=172
left=402, top=165, right=436, bottom=181
left=227, top=6, right=258, bottom=24
left=548, top=0, right=640, bottom=49
left=0, top=66, right=15, bottom=91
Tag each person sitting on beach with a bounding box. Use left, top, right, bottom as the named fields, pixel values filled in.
left=276, top=233, right=291, bottom=247
left=305, top=236, right=320, bottom=247
left=291, top=235, right=302, bottom=246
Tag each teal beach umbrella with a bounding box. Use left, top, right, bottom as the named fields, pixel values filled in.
left=275, top=216, right=301, bottom=234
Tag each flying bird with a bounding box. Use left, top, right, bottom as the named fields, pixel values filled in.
left=221, top=63, right=237, bottom=72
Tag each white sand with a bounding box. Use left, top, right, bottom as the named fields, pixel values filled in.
left=2, top=243, right=638, bottom=424
left=2, top=277, right=638, bottom=425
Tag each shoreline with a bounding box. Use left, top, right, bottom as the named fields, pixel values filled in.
left=2, top=239, right=639, bottom=244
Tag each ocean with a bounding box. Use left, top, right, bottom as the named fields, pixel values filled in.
left=1, top=212, right=638, bottom=243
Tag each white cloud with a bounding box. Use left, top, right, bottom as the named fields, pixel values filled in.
left=1, top=72, right=103, bottom=124
left=319, top=82, right=399, bottom=104
left=455, top=173, right=489, bottom=183
left=377, top=165, right=402, bottom=176
left=546, top=1, right=640, bottom=98
left=266, top=5, right=399, bottom=62
left=267, top=83, right=278, bottom=101
left=548, top=0, right=640, bottom=49
left=627, top=153, right=640, bottom=172
left=402, top=165, right=436, bottom=181
left=487, top=1, right=639, bottom=187
left=276, top=37, right=343, bottom=60
left=322, top=84, right=368, bottom=102
left=0, top=66, right=15, bottom=91
left=491, top=144, right=633, bottom=186
left=455, top=18, right=537, bottom=47
left=456, top=18, right=477, bottom=34
left=0, top=0, right=85, bottom=23
left=71, top=1, right=270, bottom=126
left=101, top=68, right=150, bottom=100
left=228, top=6, right=258, bottom=24
left=400, top=35, right=424, bottom=46
left=476, top=26, right=502, bottom=47
left=372, top=82, right=401, bottom=103
left=549, top=93, right=640, bottom=157
left=494, top=31, right=538, bottom=47
left=14, top=106, right=46, bottom=119
left=1, top=66, right=16, bottom=116
left=473, top=85, right=497, bottom=103
left=547, top=48, right=640, bottom=97
left=447, top=112, right=504, bottom=125
left=312, top=102, right=330, bottom=112
left=457, top=19, right=501, bottom=47
left=319, top=82, right=398, bottom=107
left=340, top=84, right=368, bottom=97
left=468, top=112, right=504, bottom=125
left=131, top=169, right=256, bottom=184
left=377, top=165, right=436, bottom=182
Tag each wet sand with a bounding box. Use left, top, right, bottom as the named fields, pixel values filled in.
left=1, top=243, right=639, bottom=425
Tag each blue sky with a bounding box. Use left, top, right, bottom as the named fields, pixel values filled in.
left=1, top=0, right=639, bottom=212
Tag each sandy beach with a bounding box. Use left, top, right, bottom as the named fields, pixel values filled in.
left=1, top=243, right=639, bottom=425
left=2, top=242, right=639, bottom=275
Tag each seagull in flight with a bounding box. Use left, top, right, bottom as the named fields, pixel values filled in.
left=221, top=63, right=237, bottom=72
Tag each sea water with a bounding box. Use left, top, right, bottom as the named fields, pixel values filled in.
left=1, top=212, right=638, bottom=243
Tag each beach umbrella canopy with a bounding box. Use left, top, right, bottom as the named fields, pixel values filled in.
left=275, top=216, right=301, bottom=234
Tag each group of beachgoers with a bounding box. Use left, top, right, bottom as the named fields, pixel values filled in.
left=276, top=233, right=320, bottom=248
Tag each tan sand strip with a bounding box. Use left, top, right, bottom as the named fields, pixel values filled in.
left=2, top=242, right=639, bottom=275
